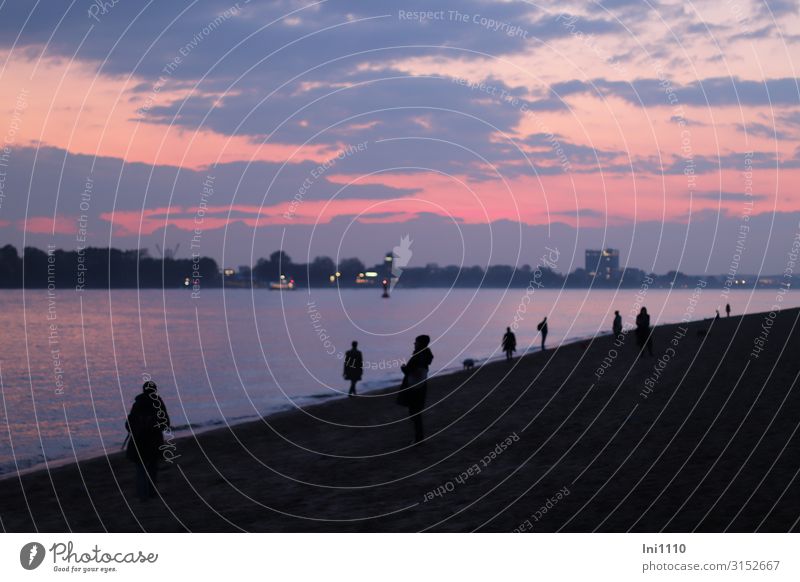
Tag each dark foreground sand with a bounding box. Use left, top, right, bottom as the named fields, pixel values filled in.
left=2, top=308, right=799, bottom=532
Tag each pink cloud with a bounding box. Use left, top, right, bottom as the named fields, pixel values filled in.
left=95, top=159, right=800, bottom=236
left=20, top=216, right=75, bottom=234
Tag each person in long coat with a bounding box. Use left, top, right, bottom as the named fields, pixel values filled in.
left=125, top=380, right=170, bottom=501
left=398, top=335, right=434, bottom=445
left=502, top=327, right=517, bottom=361
left=635, top=307, right=654, bottom=357
left=343, top=341, right=363, bottom=396
left=612, top=310, right=623, bottom=337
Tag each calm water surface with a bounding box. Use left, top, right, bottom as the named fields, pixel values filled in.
left=0, top=286, right=792, bottom=475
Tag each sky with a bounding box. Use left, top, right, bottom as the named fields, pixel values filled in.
left=0, top=0, right=798, bottom=275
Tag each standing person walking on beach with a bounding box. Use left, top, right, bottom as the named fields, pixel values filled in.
left=502, top=327, right=517, bottom=361
left=726, top=303, right=731, bottom=317
left=537, top=317, right=549, bottom=351
left=125, top=380, right=170, bottom=501
left=398, top=335, right=434, bottom=445
left=612, top=310, right=623, bottom=337
left=635, top=307, right=654, bottom=357
left=343, top=341, right=363, bottom=397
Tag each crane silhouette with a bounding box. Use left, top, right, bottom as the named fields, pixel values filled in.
left=155, top=243, right=180, bottom=260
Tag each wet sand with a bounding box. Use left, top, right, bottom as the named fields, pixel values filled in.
left=2, top=308, right=799, bottom=532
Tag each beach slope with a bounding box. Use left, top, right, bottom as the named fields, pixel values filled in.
left=1, top=308, right=799, bottom=532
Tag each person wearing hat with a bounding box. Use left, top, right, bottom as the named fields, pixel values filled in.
left=124, top=380, right=170, bottom=501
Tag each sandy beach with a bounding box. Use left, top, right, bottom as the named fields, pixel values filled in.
left=1, top=308, right=799, bottom=532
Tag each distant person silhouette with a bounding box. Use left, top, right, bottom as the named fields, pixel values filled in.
left=398, top=335, right=434, bottom=445
left=635, top=307, right=654, bottom=357
left=125, top=381, right=170, bottom=501
left=343, top=341, right=363, bottom=396
left=502, top=327, right=517, bottom=361
left=613, top=310, right=623, bottom=337
left=715, top=309, right=720, bottom=320
left=537, top=317, right=549, bottom=351
left=725, top=303, right=731, bottom=317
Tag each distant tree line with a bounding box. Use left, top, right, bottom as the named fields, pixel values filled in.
left=0, top=244, right=771, bottom=290
left=0, top=245, right=220, bottom=288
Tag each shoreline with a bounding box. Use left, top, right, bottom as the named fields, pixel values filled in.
left=0, top=313, right=768, bottom=481
left=0, top=329, right=600, bottom=481
left=2, top=307, right=799, bottom=531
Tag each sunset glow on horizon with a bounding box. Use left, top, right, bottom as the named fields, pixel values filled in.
left=1, top=1, right=798, bottom=272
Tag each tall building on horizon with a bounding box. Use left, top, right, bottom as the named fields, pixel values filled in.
left=586, top=248, right=620, bottom=278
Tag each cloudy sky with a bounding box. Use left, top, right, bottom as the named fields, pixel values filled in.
left=0, top=0, right=798, bottom=274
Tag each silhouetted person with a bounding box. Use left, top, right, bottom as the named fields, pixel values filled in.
left=398, top=335, right=434, bottom=445
left=715, top=309, right=720, bottom=320
left=613, top=310, right=622, bottom=337
left=726, top=303, right=731, bottom=317
left=537, top=317, right=548, bottom=351
left=502, top=327, right=517, bottom=361
left=343, top=341, right=363, bottom=396
left=635, top=307, right=654, bottom=357
left=125, top=381, right=170, bottom=501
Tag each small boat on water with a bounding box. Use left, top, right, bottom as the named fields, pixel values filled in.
left=269, top=275, right=295, bottom=290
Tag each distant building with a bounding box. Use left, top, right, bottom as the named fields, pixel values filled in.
left=586, top=249, right=620, bottom=278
